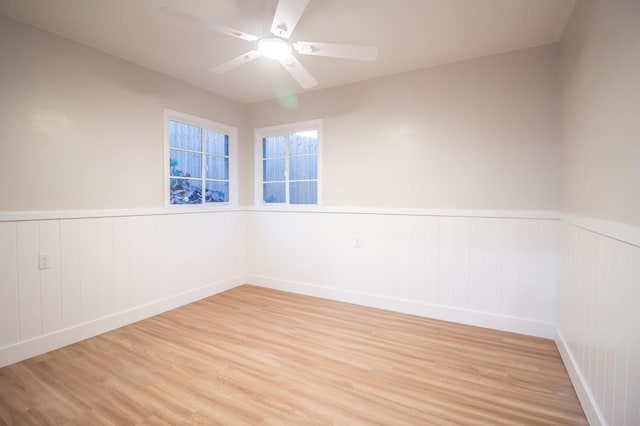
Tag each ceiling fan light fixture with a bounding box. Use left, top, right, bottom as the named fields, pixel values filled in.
left=258, top=37, right=292, bottom=60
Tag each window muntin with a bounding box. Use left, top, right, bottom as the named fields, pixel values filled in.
left=256, top=121, right=321, bottom=206
left=165, top=110, right=236, bottom=206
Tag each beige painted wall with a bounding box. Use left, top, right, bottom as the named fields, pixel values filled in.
left=248, top=45, right=560, bottom=211
left=1, top=14, right=561, bottom=213
left=559, top=0, right=640, bottom=226
left=0, top=15, right=247, bottom=211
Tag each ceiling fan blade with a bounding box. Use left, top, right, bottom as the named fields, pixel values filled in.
left=209, top=50, right=261, bottom=74
left=270, top=0, right=310, bottom=39
left=279, top=56, right=318, bottom=88
left=161, top=6, right=258, bottom=41
left=294, top=42, right=379, bottom=61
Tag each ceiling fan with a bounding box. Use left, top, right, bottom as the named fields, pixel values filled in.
left=161, top=0, right=379, bottom=88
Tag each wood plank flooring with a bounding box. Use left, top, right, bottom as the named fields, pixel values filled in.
left=0, top=285, right=586, bottom=425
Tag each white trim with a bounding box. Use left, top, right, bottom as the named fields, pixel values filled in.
left=0, top=206, right=558, bottom=222
left=164, top=108, right=238, bottom=208
left=0, top=206, right=247, bottom=222
left=0, top=275, right=246, bottom=368
left=555, top=327, right=605, bottom=426
left=9, top=209, right=639, bottom=239
left=248, top=275, right=555, bottom=339
left=249, top=206, right=559, bottom=219
left=560, top=213, right=640, bottom=248
left=13, top=209, right=639, bottom=242
left=254, top=119, right=323, bottom=207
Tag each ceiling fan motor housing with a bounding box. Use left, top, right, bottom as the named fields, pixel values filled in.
left=258, top=36, right=292, bottom=60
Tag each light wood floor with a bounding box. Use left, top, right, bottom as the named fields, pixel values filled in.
left=0, top=285, right=586, bottom=425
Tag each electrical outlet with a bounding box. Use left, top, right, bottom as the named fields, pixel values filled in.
left=354, top=238, right=361, bottom=248
left=38, top=253, right=51, bottom=270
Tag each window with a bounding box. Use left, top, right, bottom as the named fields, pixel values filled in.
left=164, top=109, right=237, bottom=206
left=255, top=120, right=322, bottom=206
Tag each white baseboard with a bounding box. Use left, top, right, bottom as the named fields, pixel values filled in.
left=555, top=326, right=605, bottom=426
left=247, top=275, right=555, bottom=339
left=0, top=275, right=246, bottom=368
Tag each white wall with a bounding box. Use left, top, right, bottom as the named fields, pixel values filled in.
left=245, top=46, right=561, bottom=340
left=247, top=209, right=558, bottom=338
left=0, top=11, right=565, bottom=382
left=0, top=16, right=248, bottom=367
left=556, top=217, right=639, bottom=426
left=559, top=0, right=640, bottom=227
left=0, top=14, right=248, bottom=211
left=556, top=1, right=640, bottom=425
left=0, top=15, right=563, bottom=366
left=249, top=45, right=560, bottom=211
left=0, top=210, right=247, bottom=368
left=4, top=6, right=638, bottom=424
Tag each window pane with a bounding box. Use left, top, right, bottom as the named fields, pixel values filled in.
left=289, top=155, right=317, bottom=180
left=206, top=131, right=228, bottom=155
left=205, top=155, right=229, bottom=180
left=263, top=182, right=285, bottom=203
left=263, top=136, right=286, bottom=158
left=263, top=158, right=285, bottom=182
left=169, top=120, right=202, bottom=151
left=290, top=181, right=317, bottom=204
left=170, top=178, right=202, bottom=204
left=289, top=130, right=318, bottom=155
left=205, top=181, right=229, bottom=203
left=170, top=149, right=202, bottom=178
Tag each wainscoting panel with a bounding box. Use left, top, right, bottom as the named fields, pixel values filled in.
left=247, top=211, right=558, bottom=338
left=40, top=220, right=62, bottom=335
left=16, top=221, right=42, bottom=341
left=0, top=210, right=247, bottom=367
left=0, top=222, right=19, bottom=348
left=556, top=218, right=640, bottom=426
left=5, top=205, right=635, bottom=423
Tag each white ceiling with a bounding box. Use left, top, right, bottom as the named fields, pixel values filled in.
left=0, top=0, right=575, bottom=104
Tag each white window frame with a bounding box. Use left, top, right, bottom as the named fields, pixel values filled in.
left=164, top=109, right=238, bottom=208
left=254, top=119, right=323, bottom=207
